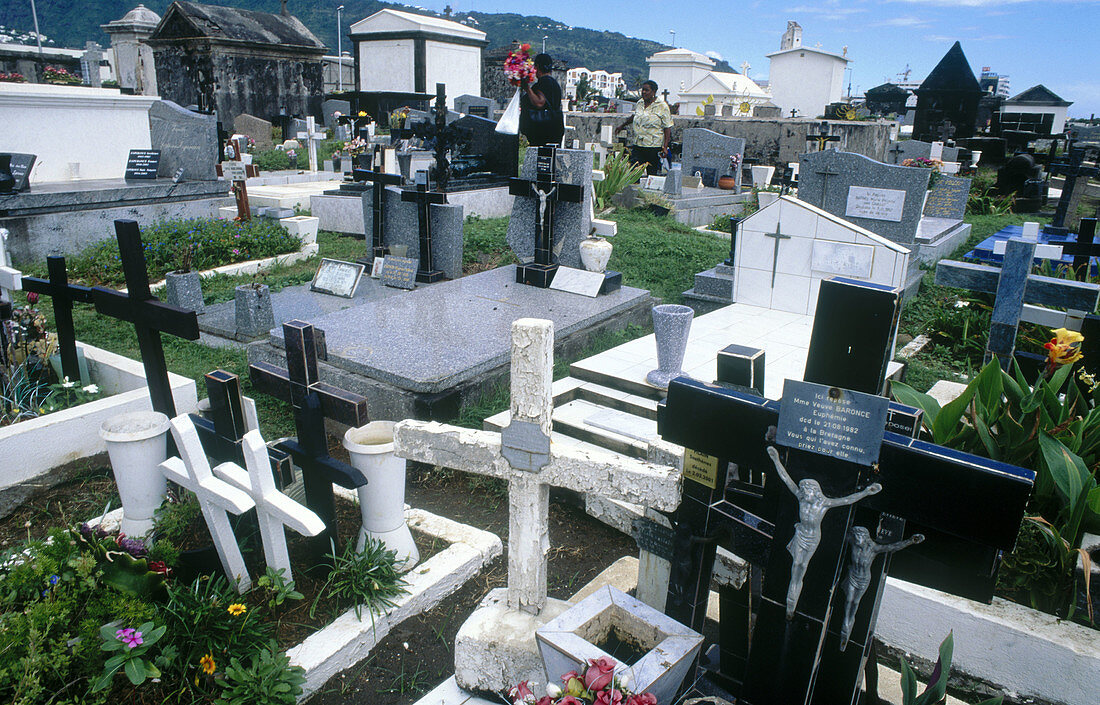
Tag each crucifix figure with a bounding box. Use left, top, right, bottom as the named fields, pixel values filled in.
left=886, top=143, right=904, bottom=164
left=296, top=116, right=326, bottom=173
left=22, top=256, right=94, bottom=383
left=91, top=220, right=200, bottom=417
left=400, top=170, right=448, bottom=283
left=807, top=121, right=840, bottom=152
left=355, top=163, right=403, bottom=264
left=837, top=525, right=923, bottom=650
left=249, top=319, right=369, bottom=567
left=766, top=445, right=881, bottom=619
left=762, top=221, right=791, bottom=287
left=508, top=146, right=583, bottom=288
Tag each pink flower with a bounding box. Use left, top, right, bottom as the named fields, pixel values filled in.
left=558, top=698, right=584, bottom=705
left=536, top=698, right=553, bottom=705
left=595, top=689, right=623, bottom=705
left=560, top=670, right=581, bottom=684
left=626, top=694, right=657, bottom=705
left=584, top=657, right=617, bottom=692
left=509, top=680, right=534, bottom=704
left=115, top=627, right=144, bottom=649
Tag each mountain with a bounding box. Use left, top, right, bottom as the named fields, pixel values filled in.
left=0, top=0, right=734, bottom=88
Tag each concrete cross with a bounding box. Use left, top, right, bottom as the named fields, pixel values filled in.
left=297, top=116, right=327, bottom=173
left=0, top=227, right=21, bottom=307
left=213, top=428, right=325, bottom=585
left=740, top=60, right=751, bottom=76
left=160, top=415, right=256, bottom=593
left=394, top=318, right=681, bottom=615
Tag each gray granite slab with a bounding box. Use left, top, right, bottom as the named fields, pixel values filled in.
left=506, top=147, right=594, bottom=270
left=0, top=178, right=228, bottom=216
left=797, top=151, right=930, bottom=246
left=922, top=174, right=971, bottom=220
left=887, top=139, right=960, bottom=165
left=233, top=113, right=273, bottom=151
left=373, top=186, right=464, bottom=280
left=322, top=99, right=352, bottom=127
left=454, top=94, right=497, bottom=117
left=681, top=129, right=745, bottom=189
left=267, top=265, right=650, bottom=393
left=149, top=99, right=218, bottom=181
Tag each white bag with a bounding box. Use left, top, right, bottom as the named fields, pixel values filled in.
left=495, top=89, right=521, bottom=135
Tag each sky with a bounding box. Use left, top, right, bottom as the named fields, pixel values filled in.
left=418, top=0, right=1100, bottom=118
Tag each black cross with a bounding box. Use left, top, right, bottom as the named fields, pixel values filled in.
left=886, top=143, right=904, bottom=164
left=661, top=89, right=670, bottom=103
left=762, top=222, right=791, bottom=288
left=807, top=121, right=840, bottom=152
left=508, top=145, right=584, bottom=287
left=790, top=108, right=798, bottom=118
left=724, top=217, right=741, bottom=267
left=400, top=170, right=448, bottom=283
left=22, top=256, right=94, bottom=382
left=91, top=220, right=200, bottom=417
left=1048, top=148, right=1099, bottom=234
left=1059, top=218, right=1100, bottom=280
left=249, top=320, right=369, bottom=566
left=813, top=166, right=840, bottom=209
left=355, top=167, right=403, bottom=263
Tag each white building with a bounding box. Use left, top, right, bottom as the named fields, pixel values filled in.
left=1002, top=84, right=1073, bottom=135
left=765, top=21, right=849, bottom=119
left=678, top=71, right=770, bottom=116
left=350, top=9, right=487, bottom=107
left=646, top=48, right=716, bottom=106
left=565, top=67, right=625, bottom=99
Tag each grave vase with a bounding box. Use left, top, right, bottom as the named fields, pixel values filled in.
left=234, top=284, right=274, bottom=339
left=579, top=235, right=613, bottom=273
left=343, top=421, right=419, bottom=571
left=164, top=271, right=205, bottom=314
left=646, top=304, right=694, bottom=390
left=100, top=411, right=170, bottom=537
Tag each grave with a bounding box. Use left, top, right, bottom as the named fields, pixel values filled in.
left=681, top=128, right=746, bottom=190
left=507, top=147, right=594, bottom=273
left=149, top=99, right=219, bottom=181
left=233, top=113, right=274, bottom=151
left=886, top=139, right=960, bottom=165
left=454, top=94, right=497, bottom=118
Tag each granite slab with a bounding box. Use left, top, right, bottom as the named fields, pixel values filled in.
left=0, top=178, right=228, bottom=216
left=922, top=174, right=971, bottom=221
left=682, top=128, right=745, bottom=189
left=382, top=188, right=465, bottom=280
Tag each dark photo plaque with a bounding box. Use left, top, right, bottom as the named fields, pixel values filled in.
left=468, top=105, right=490, bottom=118
left=379, top=256, right=418, bottom=290
left=1, top=153, right=37, bottom=192
left=776, top=379, right=889, bottom=466
left=310, top=258, right=364, bottom=298
left=125, top=149, right=161, bottom=180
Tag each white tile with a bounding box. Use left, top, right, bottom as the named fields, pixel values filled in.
left=743, top=200, right=780, bottom=233
left=870, top=249, right=900, bottom=286
left=815, top=217, right=859, bottom=244
left=734, top=267, right=774, bottom=308
left=779, top=199, right=820, bottom=240
left=769, top=272, right=812, bottom=314
left=775, top=236, right=815, bottom=277
left=739, top=230, right=781, bottom=271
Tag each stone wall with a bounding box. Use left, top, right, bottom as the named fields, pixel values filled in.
left=565, top=114, right=894, bottom=166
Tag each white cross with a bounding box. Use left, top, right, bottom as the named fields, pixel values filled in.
left=160, top=415, right=256, bottom=593
left=394, top=319, right=681, bottom=615
left=297, top=116, right=327, bottom=173
left=740, top=60, right=751, bottom=76
left=0, top=228, right=20, bottom=306
left=213, top=428, right=325, bottom=585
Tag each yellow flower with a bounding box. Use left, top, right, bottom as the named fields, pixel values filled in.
left=1045, top=327, right=1084, bottom=366
left=358, top=110, right=367, bottom=117
left=227, top=603, right=247, bottom=616
left=199, top=653, right=216, bottom=675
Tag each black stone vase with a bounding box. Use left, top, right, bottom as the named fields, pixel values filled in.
left=0, top=155, right=15, bottom=194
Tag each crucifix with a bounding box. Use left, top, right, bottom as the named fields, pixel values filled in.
left=432, top=82, right=452, bottom=190
left=400, top=170, right=448, bottom=283
left=886, top=143, right=904, bottom=165
left=249, top=319, right=370, bottom=567
left=807, top=121, right=840, bottom=152
left=812, top=165, right=840, bottom=209
left=296, top=116, right=327, bottom=173
left=22, top=256, right=94, bottom=382
left=223, top=137, right=250, bottom=222
left=508, top=146, right=584, bottom=288
left=762, top=221, right=791, bottom=287
left=91, top=220, right=200, bottom=417
left=355, top=166, right=403, bottom=265
left=1047, top=148, right=1099, bottom=235
left=1060, top=218, right=1100, bottom=280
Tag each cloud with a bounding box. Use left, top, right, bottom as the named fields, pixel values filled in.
left=924, top=33, right=1012, bottom=42
left=895, top=0, right=1030, bottom=5
left=706, top=50, right=724, bottom=61
left=785, top=5, right=867, bottom=15
left=874, top=16, right=931, bottom=26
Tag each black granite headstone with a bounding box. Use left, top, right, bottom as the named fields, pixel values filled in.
left=0, top=153, right=37, bottom=192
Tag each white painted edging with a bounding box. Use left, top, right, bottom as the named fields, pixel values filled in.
left=693, top=224, right=730, bottom=240
left=877, top=578, right=1099, bottom=705
left=289, top=499, right=503, bottom=699
left=0, top=343, right=198, bottom=489
left=143, top=243, right=320, bottom=294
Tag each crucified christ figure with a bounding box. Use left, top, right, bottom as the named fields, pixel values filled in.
left=532, top=184, right=558, bottom=227
left=766, top=446, right=882, bottom=619
left=838, top=526, right=924, bottom=650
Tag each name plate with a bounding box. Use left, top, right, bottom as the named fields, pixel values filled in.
left=845, top=186, right=906, bottom=222
left=683, top=448, right=720, bottom=489
left=380, top=256, right=418, bottom=290
left=549, top=266, right=605, bottom=298
left=1, top=152, right=37, bottom=192
left=310, top=258, right=364, bottom=298
left=221, top=161, right=247, bottom=182
left=124, top=149, right=161, bottom=179
left=633, top=517, right=674, bottom=561
left=776, top=379, right=889, bottom=465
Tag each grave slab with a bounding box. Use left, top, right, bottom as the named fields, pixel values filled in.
left=682, top=128, right=746, bottom=190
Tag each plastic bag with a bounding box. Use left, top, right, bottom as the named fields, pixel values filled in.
left=496, top=89, right=521, bottom=135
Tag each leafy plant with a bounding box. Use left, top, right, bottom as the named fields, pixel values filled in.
left=92, top=620, right=167, bottom=691
left=256, top=567, right=303, bottom=610
left=216, top=640, right=305, bottom=705
left=898, top=632, right=1003, bottom=705
left=313, top=537, right=409, bottom=621
left=594, top=148, right=647, bottom=210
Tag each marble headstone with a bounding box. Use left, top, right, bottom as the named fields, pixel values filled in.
left=506, top=147, right=594, bottom=270
left=798, top=151, right=930, bottom=247
left=888, top=139, right=960, bottom=165
left=233, top=113, right=274, bottom=151
left=368, top=186, right=465, bottom=280
left=681, top=128, right=745, bottom=189
left=922, top=174, right=971, bottom=221
left=454, top=94, right=497, bottom=118
left=149, top=99, right=218, bottom=181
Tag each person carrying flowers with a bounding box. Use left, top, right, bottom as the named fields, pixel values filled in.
left=509, top=46, right=565, bottom=147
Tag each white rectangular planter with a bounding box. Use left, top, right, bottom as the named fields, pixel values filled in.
left=279, top=215, right=319, bottom=245
left=0, top=342, right=198, bottom=490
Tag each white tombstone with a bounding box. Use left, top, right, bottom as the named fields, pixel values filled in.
left=1021, top=221, right=1041, bottom=242
left=751, top=165, right=776, bottom=189
left=297, top=116, right=327, bottom=173
left=929, top=141, right=944, bottom=160
left=600, top=124, right=614, bottom=145
left=0, top=228, right=20, bottom=305
left=213, top=429, right=325, bottom=585
left=159, top=415, right=256, bottom=593
left=394, top=319, right=681, bottom=694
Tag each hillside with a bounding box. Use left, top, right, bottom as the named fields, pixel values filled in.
left=0, top=0, right=733, bottom=88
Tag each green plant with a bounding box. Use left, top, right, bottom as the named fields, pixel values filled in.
left=216, top=640, right=305, bottom=705
left=966, top=169, right=1014, bottom=215
left=898, top=632, right=1003, bottom=705
left=256, top=566, right=303, bottom=610
left=91, top=620, right=167, bottom=691
left=594, top=149, right=646, bottom=210
left=313, top=537, right=409, bottom=621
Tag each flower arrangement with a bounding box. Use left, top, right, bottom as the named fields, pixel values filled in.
left=0, top=71, right=27, bottom=83
left=901, top=157, right=944, bottom=188
left=389, top=107, right=410, bottom=130
left=728, top=153, right=742, bottom=175
left=43, top=65, right=82, bottom=85
left=505, top=42, right=537, bottom=85
left=509, top=657, right=658, bottom=705
left=343, top=136, right=368, bottom=156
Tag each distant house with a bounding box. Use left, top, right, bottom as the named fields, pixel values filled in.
left=146, top=1, right=326, bottom=127
left=765, top=21, right=849, bottom=120
left=678, top=71, right=770, bottom=116
left=646, top=48, right=717, bottom=107
left=863, top=83, right=909, bottom=117
left=565, top=67, right=625, bottom=100
left=1000, top=84, right=1073, bottom=135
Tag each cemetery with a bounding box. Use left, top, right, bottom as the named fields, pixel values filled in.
left=1, top=3, right=1099, bottom=705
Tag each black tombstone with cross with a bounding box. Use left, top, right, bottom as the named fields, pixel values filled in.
left=249, top=320, right=369, bottom=566
left=1047, top=148, right=1099, bottom=236
left=508, top=145, right=584, bottom=288
left=22, top=256, right=94, bottom=382
left=354, top=159, right=403, bottom=265
left=400, top=170, right=448, bottom=283
left=1061, top=218, right=1100, bottom=280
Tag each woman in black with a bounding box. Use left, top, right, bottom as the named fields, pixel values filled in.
left=518, top=53, right=565, bottom=147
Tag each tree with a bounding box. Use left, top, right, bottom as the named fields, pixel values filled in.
left=575, top=75, right=592, bottom=100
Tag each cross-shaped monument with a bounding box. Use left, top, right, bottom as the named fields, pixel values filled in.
left=886, top=143, right=904, bottom=165
left=508, top=146, right=584, bottom=288
left=355, top=163, right=403, bottom=265
left=249, top=319, right=370, bottom=566
left=296, top=116, right=327, bottom=173
left=1060, top=218, right=1100, bottom=279
left=810, top=164, right=840, bottom=209
left=393, top=318, right=681, bottom=693
left=1047, top=148, right=1099, bottom=235
left=91, top=220, right=200, bottom=417
left=431, top=83, right=452, bottom=189
left=223, top=137, right=251, bottom=222
left=762, top=221, right=791, bottom=287
left=807, top=121, right=840, bottom=152
left=22, top=256, right=94, bottom=382
left=400, top=170, right=449, bottom=283
left=0, top=228, right=23, bottom=355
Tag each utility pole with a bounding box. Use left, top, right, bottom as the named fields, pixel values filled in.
left=337, top=5, right=344, bottom=92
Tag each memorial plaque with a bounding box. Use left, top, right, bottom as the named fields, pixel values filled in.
left=548, top=266, right=605, bottom=297
left=775, top=379, right=889, bottom=466
left=468, top=105, right=489, bottom=118
left=633, top=516, right=675, bottom=562
left=370, top=256, right=385, bottom=278
left=379, top=255, right=418, bottom=290
left=221, top=161, right=247, bottom=182
left=922, top=175, right=971, bottom=220
left=310, top=258, right=364, bottom=298
left=845, top=186, right=907, bottom=222
left=683, top=448, right=720, bottom=489
left=125, top=149, right=161, bottom=180
left=811, top=240, right=874, bottom=278
left=1, top=153, right=37, bottom=192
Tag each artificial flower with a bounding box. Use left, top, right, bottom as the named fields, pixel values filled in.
left=626, top=694, right=657, bottom=705
left=1045, top=327, right=1084, bottom=367
left=583, top=656, right=616, bottom=691
left=509, top=680, right=535, bottom=704
left=199, top=653, right=216, bottom=675
left=562, top=670, right=586, bottom=697
left=61, top=377, right=74, bottom=389
left=82, top=384, right=99, bottom=394
left=595, top=689, right=623, bottom=705
left=227, top=603, right=247, bottom=616
left=546, top=684, right=563, bottom=698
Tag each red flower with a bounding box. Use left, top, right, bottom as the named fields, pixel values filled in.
left=560, top=670, right=581, bottom=684
left=521, top=43, right=531, bottom=51
left=26, top=292, right=39, bottom=304
left=595, top=689, right=623, bottom=705
left=584, top=657, right=617, bottom=691
left=536, top=698, right=553, bottom=705
left=509, top=680, right=534, bottom=703
left=626, top=694, right=657, bottom=705
left=558, top=698, right=584, bottom=705
left=148, top=560, right=170, bottom=576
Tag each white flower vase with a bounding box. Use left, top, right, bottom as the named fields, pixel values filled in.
left=579, top=236, right=613, bottom=273
left=100, top=411, right=170, bottom=537
left=343, top=421, right=419, bottom=571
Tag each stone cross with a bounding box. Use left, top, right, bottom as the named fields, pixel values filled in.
left=214, top=428, right=325, bottom=585
left=22, top=256, right=94, bottom=382
left=762, top=221, right=791, bottom=287
left=740, top=61, right=751, bottom=76
left=886, top=143, right=904, bottom=164
left=296, top=116, right=327, bottom=173
left=356, top=168, right=403, bottom=263
left=1048, top=148, right=1099, bottom=234
left=394, top=318, right=681, bottom=615
left=811, top=165, right=840, bottom=209
left=160, top=414, right=256, bottom=593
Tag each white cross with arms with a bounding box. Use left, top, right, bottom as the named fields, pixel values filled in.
left=297, top=116, right=327, bottom=173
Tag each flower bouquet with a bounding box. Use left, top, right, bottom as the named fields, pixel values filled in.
left=505, top=43, right=537, bottom=85
left=343, top=136, right=368, bottom=156
left=901, top=157, right=944, bottom=188
left=509, top=657, right=658, bottom=705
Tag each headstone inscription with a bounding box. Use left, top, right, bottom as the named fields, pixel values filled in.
left=0, top=153, right=37, bottom=193
left=682, top=129, right=746, bottom=189
left=310, top=258, right=364, bottom=298
left=91, top=220, right=200, bottom=417
left=124, top=149, right=161, bottom=180
left=922, top=174, right=971, bottom=220
left=508, top=146, right=584, bottom=287
left=22, top=256, right=94, bottom=383
left=379, top=255, right=418, bottom=290
left=400, top=171, right=448, bottom=283
left=148, top=99, right=218, bottom=181
left=249, top=320, right=370, bottom=567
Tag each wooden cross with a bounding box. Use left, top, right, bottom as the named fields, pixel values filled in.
left=22, top=256, right=94, bottom=382
left=356, top=167, right=403, bottom=263
left=1048, top=148, right=1099, bottom=234
left=763, top=221, right=791, bottom=287
left=886, top=143, right=904, bottom=164
left=394, top=319, right=680, bottom=615
left=91, top=220, right=200, bottom=417
left=812, top=165, right=840, bottom=209
left=296, top=116, right=327, bottom=173
left=807, top=121, right=840, bottom=152
left=1059, top=218, right=1100, bottom=279
left=214, top=427, right=325, bottom=585
left=400, top=170, right=448, bottom=283
left=160, top=414, right=256, bottom=593
left=223, top=137, right=251, bottom=222
left=935, top=238, right=1100, bottom=367
left=508, top=146, right=584, bottom=288
left=249, top=319, right=369, bottom=565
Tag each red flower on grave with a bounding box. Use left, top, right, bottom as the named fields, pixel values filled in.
left=584, top=656, right=616, bottom=691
